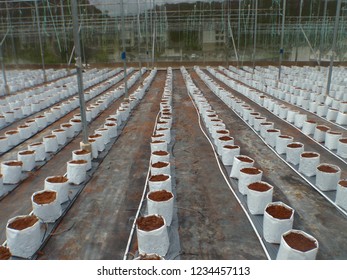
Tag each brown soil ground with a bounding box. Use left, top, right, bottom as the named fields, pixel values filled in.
left=240, top=167, right=261, bottom=175
left=33, top=191, right=57, bottom=204
left=137, top=215, right=165, bottom=231
left=8, top=215, right=39, bottom=230
left=6, top=131, right=19, bottom=135
left=148, top=190, right=173, bottom=201
left=69, top=160, right=87, bottom=164
left=287, top=143, right=303, bottom=148
left=237, top=156, right=253, bottom=163
left=3, top=161, right=23, bottom=166
left=152, top=162, right=169, bottom=168
left=30, top=142, right=43, bottom=146
left=339, top=180, right=347, bottom=187
left=318, top=165, right=339, bottom=173
left=316, top=125, right=330, bottom=132
left=284, top=232, right=317, bottom=252
left=19, top=150, right=35, bottom=155
left=152, top=151, right=169, bottom=156
left=47, top=176, right=68, bottom=183
left=0, top=246, right=11, bottom=260
left=266, top=205, right=293, bottom=219
left=149, top=174, right=169, bottom=182
left=301, top=152, right=319, bottom=158
left=248, top=182, right=272, bottom=192
left=74, top=150, right=90, bottom=155
left=224, top=145, right=239, bottom=149
left=219, top=136, right=233, bottom=141
left=136, top=253, right=162, bottom=260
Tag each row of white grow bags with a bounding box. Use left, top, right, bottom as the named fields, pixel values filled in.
left=191, top=66, right=319, bottom=260
left=1, top=68, right=157, bottom=260
left=0, top=68, right=118, bottom=130
left=0, top=68, right=124, bottom=155
left=233, top=65, right=347, bottom=126
left=0, top=68, right=136, bottom=199
left=218, top=66, right=347, bottom=160
left=0, top=68, right=74, bottom=96
left=134, top=68, right=177, bottom=260
left=203, top=66, right=347, bottom=214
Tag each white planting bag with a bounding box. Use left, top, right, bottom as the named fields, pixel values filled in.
left=221, top=145, right=240, bottom=166
left=44, top=176, right=70, bottom=204
left=238, top=168, right=263, bottom=195
left=52, top=129, right=67, bottom=146
left=335, top=180, right=347, bottom=210
left=276, top=230, right=319, bottom=260
left=31, top=190, right=62, bottom=223
left=148, top=174, right=172, bottom=192
left=6, top=215, right=41, bottom=259
left=230, top=155, right=254, bottom=179
left=275, top=135, right=293, bottom=155
left=1, top=161, right=23, bottom=184
left=151, top=151, right=170, bottom=164
left=136, top=215, right=169, bottom=256
left=17, top=150, right=36, bottom=172
left=315, top=164, right=341, bottom=191
left=72, top=150, right=92, bottom=171
left=88, top=140, right=99, bottom=159
left=28, top=142, right=46, bottom=161
left=337, top=139, right=347, bottom=158
left=325, top=131, right=342, bottom=150
left=263, top=202, right=294, bottom=244
left=43, top=136, right=59, bottom=153
left=247, top=181, right=274, bottom=215
left=150, top=161, right=171, bottom=176
left=298, top=151, right=320, bottom=177
left=150, top=141, right=168, bottom=153
left=67, top=160, right=87, bottom=185
left=286, top=143, right=304, bottom=165
left=147, top=191, right=174, bottom=226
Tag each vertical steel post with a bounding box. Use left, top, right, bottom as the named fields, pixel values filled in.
left=137, top=0, right=142, bottom=75
left=60, top=0, right=69, bottom=64
left=326, top=0, right=342, bottom=96
left=121, top=0, right=128, bottom=97
left=319, top=0, right=328, bottom=65
left=252, top=0, right=258, bottom=72
left=71, top=0, right=90, bottom=151
left=278, top=0, right=286, bottom=82
left=34, top=0, right=46, bottom=83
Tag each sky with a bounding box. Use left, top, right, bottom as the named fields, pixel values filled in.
left=88, top=0, right=226, bottom=16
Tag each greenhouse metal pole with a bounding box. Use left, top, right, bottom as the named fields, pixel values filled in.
left=137, top=0, right=142, bottom=76
left=252, top=0, right=258, bottom=72
left=60, top=0, right=69, bottom=64
left=238, top=0, right=241, bottom=51
left=326, top=0, right=342, bottom=96
left=121, top=0, right=128, bottom=98
left=278, top=0, right=286, bottom=82
left=71, top=0, right=90, bottom=152
left=319, top=0, right=328, bottom=65
left=34, top=0, right=47, bottom=83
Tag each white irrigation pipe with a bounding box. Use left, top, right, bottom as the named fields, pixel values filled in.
left=197, top=68, right=347, bottom=218
left=216, top=67, right=347, bottom=165
left=123, top=110, right=160, bottom=260
left=182, top=68, right=271, bottom=260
